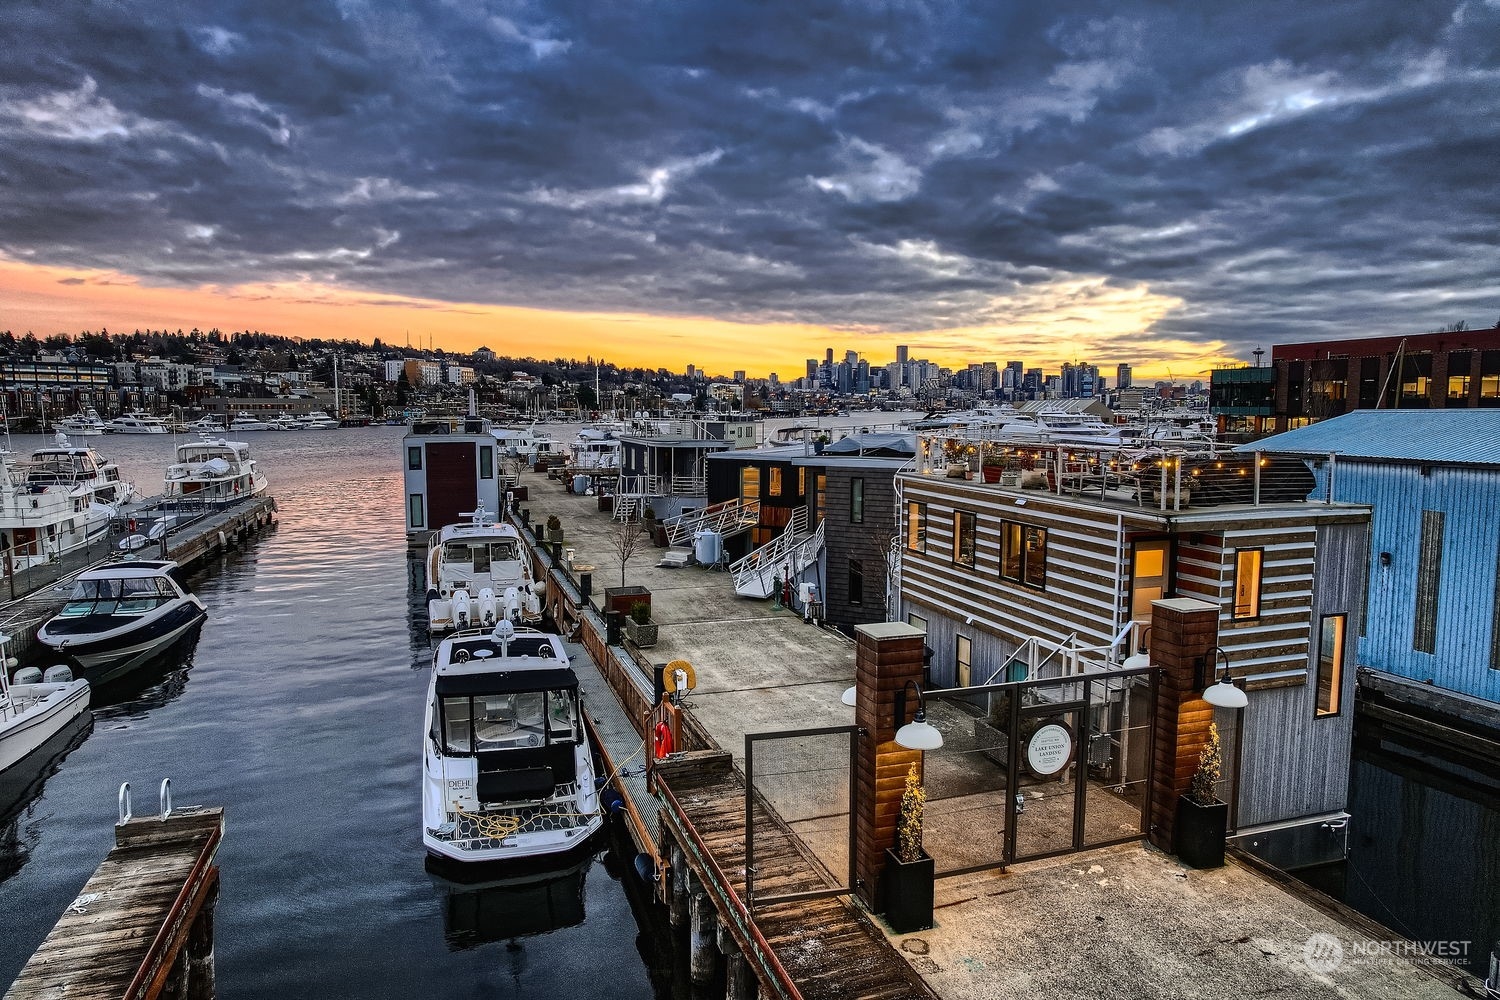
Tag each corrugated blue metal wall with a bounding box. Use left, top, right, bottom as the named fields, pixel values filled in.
left=1322, top=462, right=1500, bottom=703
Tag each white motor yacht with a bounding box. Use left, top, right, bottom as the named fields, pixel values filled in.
left=24, top=435, right=134, bottom=511
left=0, top=451, right=115, bottom=571
left=105, top=412, right=168, bottom=434
left=228, top=412, right=273, bottom=433
left=491, top=425, right=557, bottom=464
left=422, top=621, right=603, bottom=863
left=164, top=438, right=269, bottom=500
left=299, top=410, right=339, bottom=429
left=187, top=416, right=226, bottom=433
left=567, top=426, right=622, bottom=470
left=425, top=507, right=539, bottom=632
left=56, top=409, right=107, bottom=436
left=0, top=652, right=90, bottom=776
left=36, top=561, right=208, bottom=685
left=266, top=413, right=303, bottom=432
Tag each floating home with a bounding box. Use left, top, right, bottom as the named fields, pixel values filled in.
left=896, top=431, right=1373, bottom=869
left=402, top=415, right=504, bottom=542
left=1245, top=411, right=1500, bottom=716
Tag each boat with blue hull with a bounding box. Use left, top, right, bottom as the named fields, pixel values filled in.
left=36, top=561, right=208, bottom=685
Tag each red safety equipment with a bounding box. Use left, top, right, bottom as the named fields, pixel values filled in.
left=653, top=721, right=675, bottom=759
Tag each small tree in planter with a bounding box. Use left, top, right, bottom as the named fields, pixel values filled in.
left=611, top=513, right=644, bottom=587
left=545, top=514, right=564, bottom=544
left=883, top=763, right=934, bottom=933
left=625, top=600, right=658, bottom=648
left=1175, top=722, right=1229, bottom=869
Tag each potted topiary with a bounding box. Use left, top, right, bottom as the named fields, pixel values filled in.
left=1175, top=722, right=1229, bottom=869
left=882, top=763, right=934, bottom=933
left=624, top=601, right=658, bottom=648
left=545, top=514, right=564, bottom=544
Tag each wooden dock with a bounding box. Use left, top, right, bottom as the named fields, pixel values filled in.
left=6, top=801, right=224, bottom=1000
left=656, top=758, right=933, bottom=1000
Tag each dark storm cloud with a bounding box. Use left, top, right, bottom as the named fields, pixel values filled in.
left=1, top=0, right=1498, bottom=358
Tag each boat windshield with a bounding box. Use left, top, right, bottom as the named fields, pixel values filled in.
left=60, top=576, right=177, bottom=616
left=444, top=540, right=517, bottom=571
left=439, top=689, right=578, bottom=753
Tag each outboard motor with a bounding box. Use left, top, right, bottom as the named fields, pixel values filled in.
left=43, top=664, right=75, bottom=683
left=452, top=589, right=472, bottom=629
left=12, top=666, right=43, bottom=685
left=477, top=588, right=497, bottom=626
left=503, top=586, right=521, bottom=622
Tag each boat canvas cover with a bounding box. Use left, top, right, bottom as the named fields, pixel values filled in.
left=200, top=458, right=233, bottom=476
left=435, top=667, right=578, bottom=697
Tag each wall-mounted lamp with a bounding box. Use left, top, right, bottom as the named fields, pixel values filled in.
left=893, top=679, right=944, bottom=750
left=1379, top=551, right=1392, bottom=567
left=1200, top=647, right=1248, bottom=709
left=1122, top=625, right=1151, bottom=670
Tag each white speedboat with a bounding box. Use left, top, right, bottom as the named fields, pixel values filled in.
left=164, top=438, right=269, bottom=500
left=0, top=658, right=90, bottom=775
left=105, top=412, right=168, bottom=434
left=425, top=507, right=539, bottom=632
left=299, top=410, right=339, bottom=430
left=422, top=621, right=603, bottom=863
left=25, top=435, right=134, bottom=511
left=36, top=561, right=208, bottom=684
left=56, top=409, right=107, bottom=436
left=228, top=413, right=272, bottom=433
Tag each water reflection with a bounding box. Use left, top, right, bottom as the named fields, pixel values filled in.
left=0, top=711, right=92, bottom=884
left=86, top=626, right=204, bottom=716
left=428, top=847, right=594, bottom=949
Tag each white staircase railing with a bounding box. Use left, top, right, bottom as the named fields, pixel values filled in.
left=731, top=511, right=824, bottom=599
left=665, top=497, right=761, bottom=547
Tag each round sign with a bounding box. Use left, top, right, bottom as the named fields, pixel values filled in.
left=1026, top=723, right=1074, bottom=777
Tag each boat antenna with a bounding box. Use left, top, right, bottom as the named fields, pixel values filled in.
left=491, top=618, right=514, bottom=657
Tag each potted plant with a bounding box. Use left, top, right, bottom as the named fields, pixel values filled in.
left=813, top=433, right=830, bottom=455
left=624, top=601, right=658, bottom=648
left=882, top=764, right=934, bottom=933
left=1175, top=722, right=1229, bottom=869
left=545, top=514, right=564, bottom=544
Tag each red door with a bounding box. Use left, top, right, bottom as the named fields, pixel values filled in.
left=425, top=443, right=478, bottom=530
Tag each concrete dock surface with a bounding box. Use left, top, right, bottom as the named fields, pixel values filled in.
left=513, top=463, right=1475, bottom=999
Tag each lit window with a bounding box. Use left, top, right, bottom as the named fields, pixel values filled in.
left=1448, top=376, right=1471, bottom=399
left=1315, top=614, right=1345, bottom=717
left=768, top=467, right=783, bottom=497
left=740, top=467, right=760, bottom=501
left=1233, top=549, right=1262, bottom=619
left=953, top=511, right=976, bottom=567
left=956, top=634, right=972, bottom=686
left=1000, top=521, right=1047, bottom=589
left=906, top=501, right=926, bottom=552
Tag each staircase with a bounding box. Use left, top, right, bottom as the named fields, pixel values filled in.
left=731, top=511, right=824, bottom=599
left=664, top=497, right=761, bottom=547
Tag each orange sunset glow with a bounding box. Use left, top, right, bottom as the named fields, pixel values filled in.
left=0, top=255, right=1237, bottom=382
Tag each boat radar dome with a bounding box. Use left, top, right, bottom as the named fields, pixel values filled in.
left=490, top=619, right=515, bottom=642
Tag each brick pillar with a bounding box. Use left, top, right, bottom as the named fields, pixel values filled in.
left=852, top=622, right=925, bottom=910
left=1146, top=597, right=1220, bottom=852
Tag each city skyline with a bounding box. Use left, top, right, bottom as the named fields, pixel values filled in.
left=1, top=2, right=1496, bottom=379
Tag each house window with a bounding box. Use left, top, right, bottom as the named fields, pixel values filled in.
left=798, top=467, right=806, bottom=496
left=1233, top=549, right=1262, bottom=619
left=956, top=634, right=972, bottom=686
left=769, top=467, right=783, bottom=497
left=849, top=558, right=863, bottom=606
left=851, top=478, right=865, bottom=523
left=1315, top=614, right=1346, bottom=717
left=408, top=493, right=425, bottom=528
left=1414, top=509, right=1444, bottom=653
left=815, top=474, right=827, bottom=522
left=906, top=501, right=927, bottom=552
left=953, top=511, right=976, bottom=567
left=407, top=446, right=422, bottom=470
left=907, top=613, right=926, bottom=632
left=1000, top=521, right=1047, bottom=589
left=1448, top=375, right=1470, bottom=399
left=479, top=446, right=493, bottom=480
left=740, top=467, right=761, bottom=501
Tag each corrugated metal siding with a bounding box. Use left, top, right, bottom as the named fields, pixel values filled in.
left=1345, top=464, right=1500, bottom=703
left=1244, top=410, right=1500, bottom=465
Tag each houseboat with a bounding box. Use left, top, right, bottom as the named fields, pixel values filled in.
left=403, top=414, right=505, bottom=544
left=421, top=621, right=603, bottom=863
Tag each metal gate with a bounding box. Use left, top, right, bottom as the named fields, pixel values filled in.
left=744, top=725, right=858, bottom=910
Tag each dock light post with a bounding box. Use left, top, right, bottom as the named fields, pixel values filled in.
left=893, top=680, right=943, bottom=751
left=1199, top=647, right=1247, bottom=709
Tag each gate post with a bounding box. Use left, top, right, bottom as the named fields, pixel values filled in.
left=1145, top=597, right=1220, bottom=853
left=851, top=622, right=926, bottom=911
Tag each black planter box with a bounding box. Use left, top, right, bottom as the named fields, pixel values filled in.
left=1175, top=795, right=1229, bottom=869
left=881, top=847, right=934, bottom=933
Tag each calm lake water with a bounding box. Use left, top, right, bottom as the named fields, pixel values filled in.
left=0, top=426, right=660, bottom=997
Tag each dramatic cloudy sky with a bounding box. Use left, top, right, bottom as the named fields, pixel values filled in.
left=1, top=0, right=1497, bottom=377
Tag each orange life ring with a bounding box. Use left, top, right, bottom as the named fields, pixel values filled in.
left=653, top=721, right=675, bottom=759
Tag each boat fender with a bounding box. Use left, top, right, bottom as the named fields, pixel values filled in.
left=632, top=853, right=657, bottom=885
left=425, top=588, right=440, bottom=604
left=653, top=721, right=675, bottom=759
left=13, top=666, right=43, bottom=685
left=43, top=664, right=75, bottom=683
left=217, top=530, right=227, bottom=549
left=600, top=788, right=625, bottom=815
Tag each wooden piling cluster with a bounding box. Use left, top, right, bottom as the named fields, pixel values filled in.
left=5, top=806, right=225, bottom=1000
